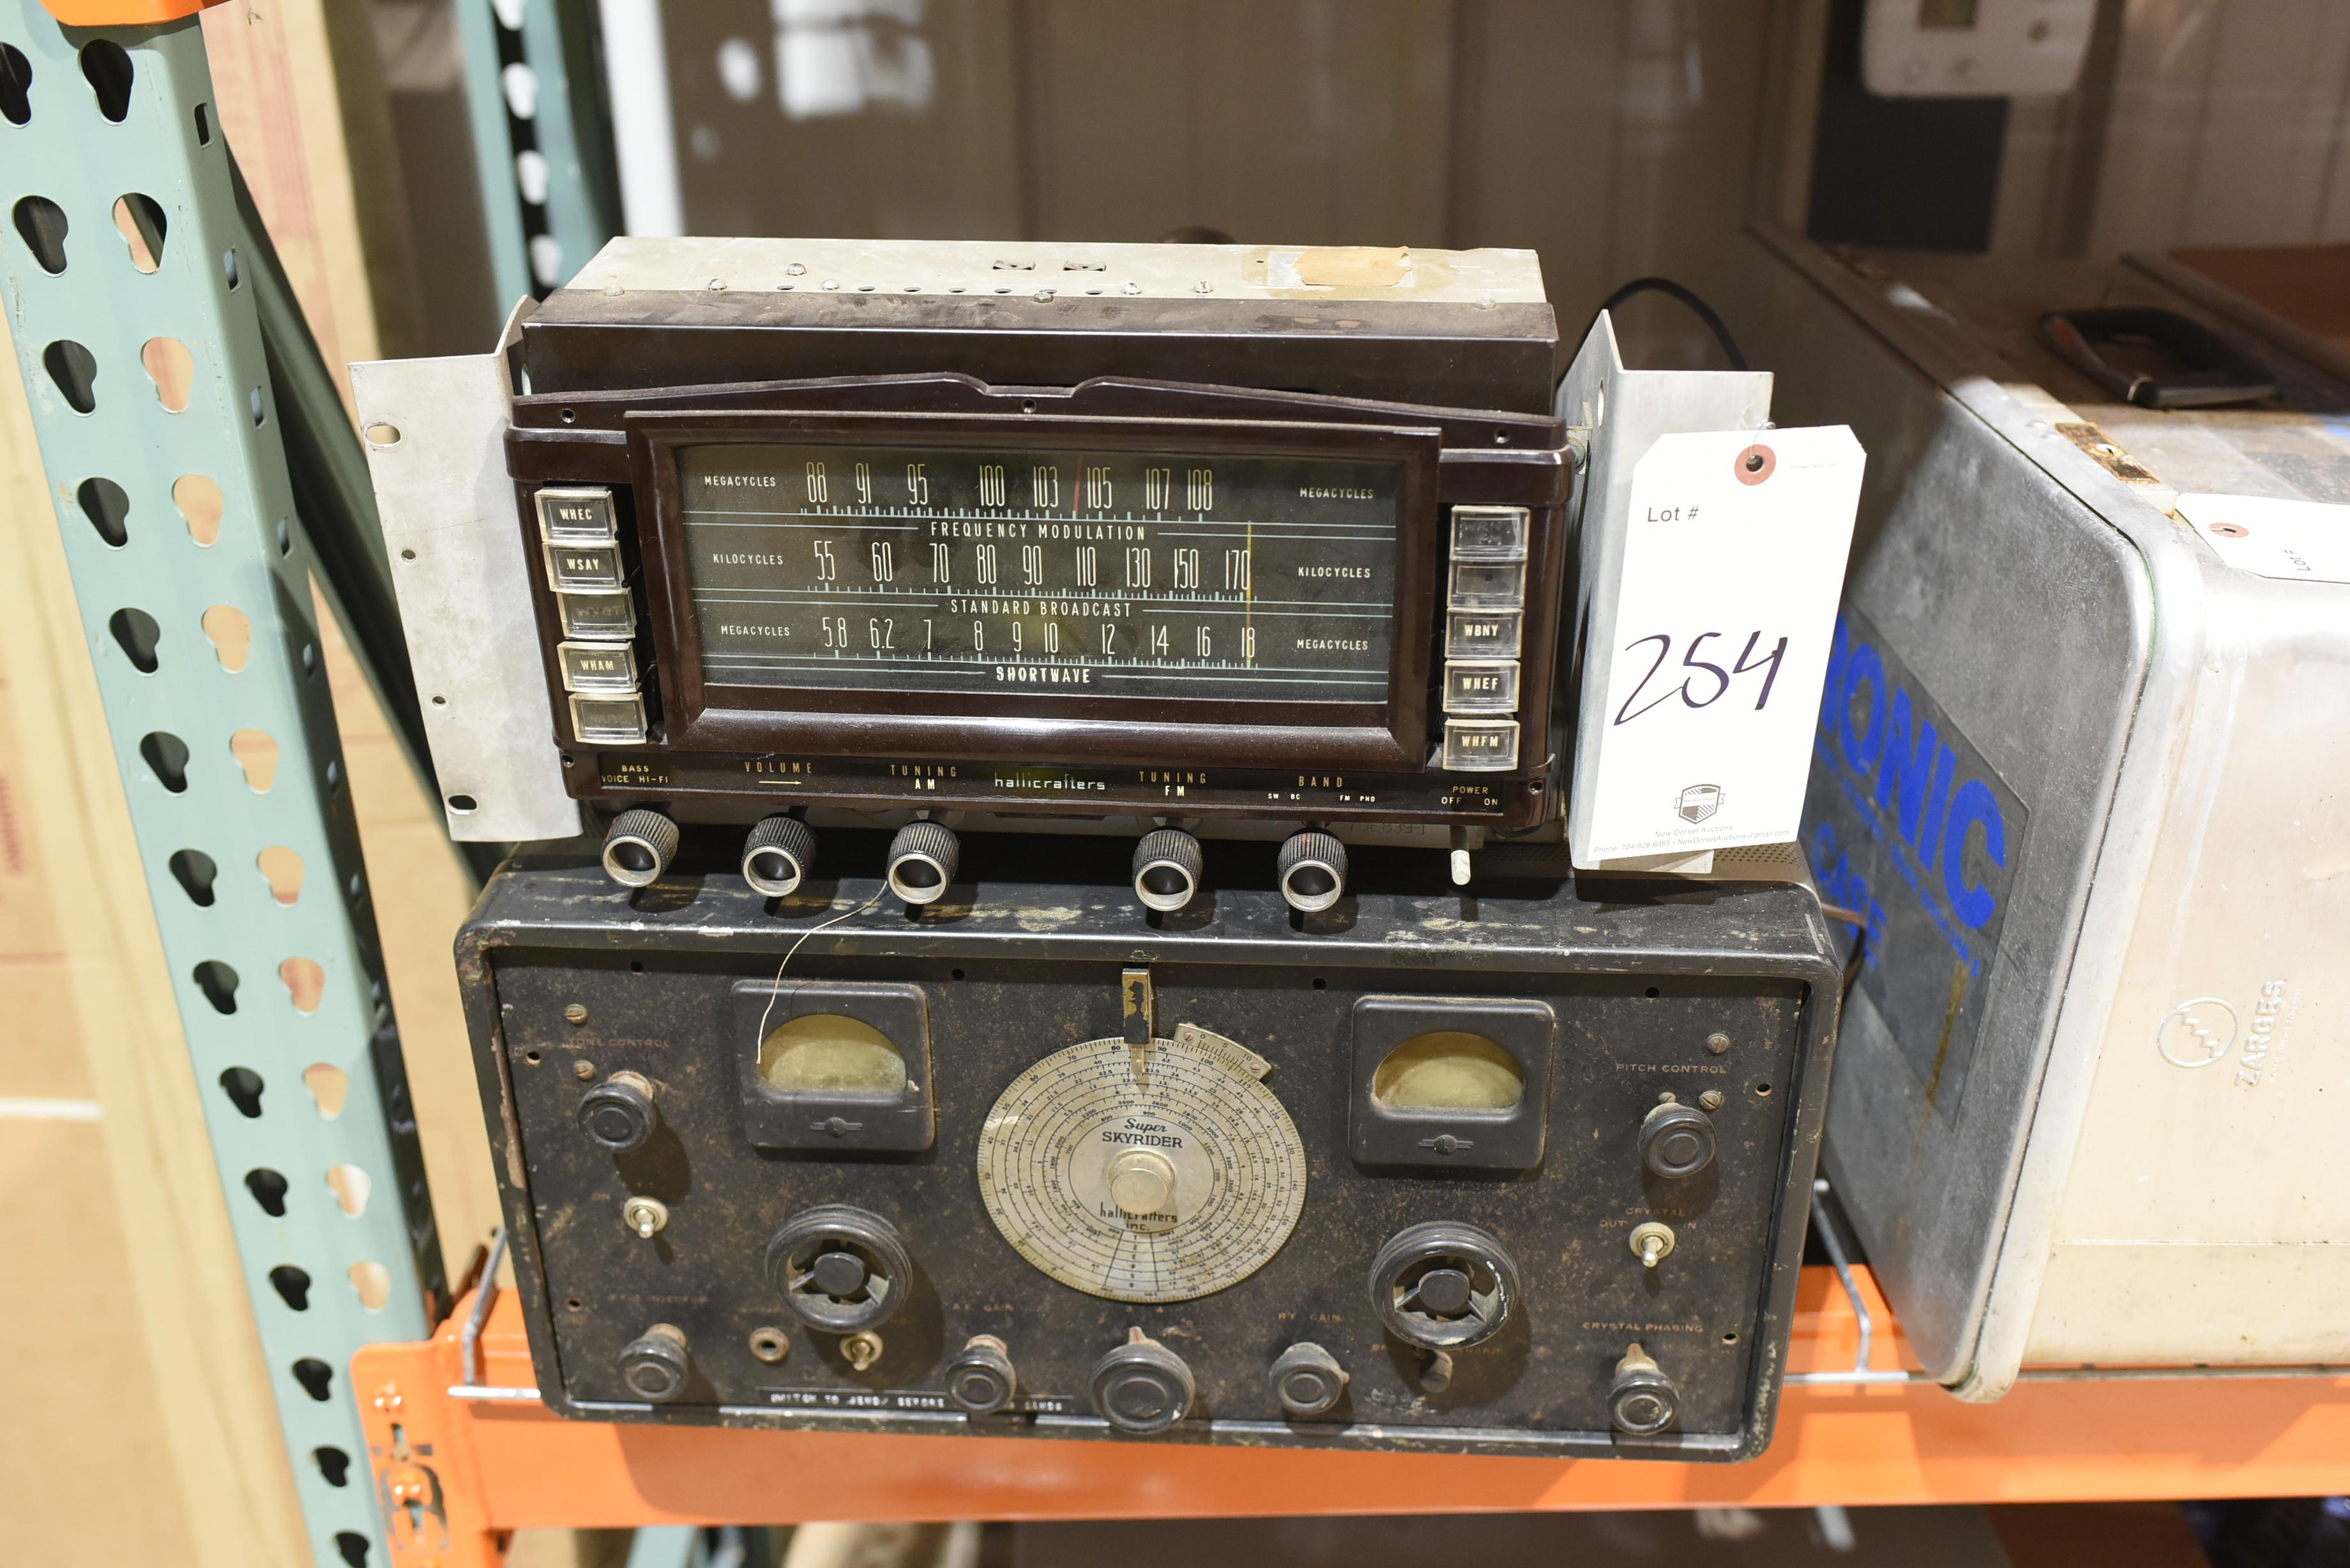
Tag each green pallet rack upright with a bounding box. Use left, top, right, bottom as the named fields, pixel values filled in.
left=0, top=3, right=446, bottom=1562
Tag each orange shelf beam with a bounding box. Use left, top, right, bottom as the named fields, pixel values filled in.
left=353, top=1266, right=2350, bottom=1567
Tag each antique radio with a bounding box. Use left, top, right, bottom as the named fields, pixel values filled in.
left=1732, top=229, right=2350, bottom=1397
left=460, top=838, right=1840, bottom=1458
left=358, top=239, right=1575, bottom=912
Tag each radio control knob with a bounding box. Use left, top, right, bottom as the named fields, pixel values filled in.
left=1132, top=828, right=1204, bottom=912
left=766, top=1205, right=914, bottom=1333
left=1270, top=1342, right=1349, bottom=1418
left=944, top=1335, right=1019, bottom=1416
left=1639, top=1100, right=1717, bottom=1180
left=741, top=815, right=815, bottom=897
left=602, top=808, right=679, bottom=888
left=617, top=1323, right=690, bottom=1403
left=885, top=821, right=959, bottom=907
left=1608, top=1343, right=1680, bottom=1436
left=1369, top=1220, right=1520, bottom=1350
left=1091, top=1331, right=1195, bottom=1434
left=578, top=1070, right=658, bottom=1152
left=1276, top=831, right=1347, bottom=914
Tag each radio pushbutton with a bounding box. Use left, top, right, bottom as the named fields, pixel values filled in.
left=570, top=693, right=648, bottom=746
left=559, top=640, right=638, bottom=693
left=557, top=589, right=636, bottom=643
left=1445, top=610, right=1522, bottom=659
left=536, top=485, right=618, bottom=544
left=1448, top=558, right=1528, bottom=610
left=1450, top=504, right=1529, bottom=562
left=545, top=541, right=624, bottom=591
left=1443, top=660, right=1519, bottom=714
left=1442, top=719, right=1520, bottom=772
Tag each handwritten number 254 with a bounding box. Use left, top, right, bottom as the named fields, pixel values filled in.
left=1614, top=631, right=1787, bottom=725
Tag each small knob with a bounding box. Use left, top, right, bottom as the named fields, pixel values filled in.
left=578, top=1070, right=658, bottom=1152
left=1639, top=1100, right=1717, bottom=1180
left=1090, top=1331, right=1195, bottom=1434
left=602, top=808, right=678, bottom=888
left=886, top=820, right=959, bottom=906
left=741, top=815, right=815, bottom=896
left=1132, top=828, right=1204, bottom=912
left=944, top=1336, right=1018, bottom=1416
left=766, top=1204, right=914, bottom=1333
left=1609, top=1343, right=1680, bottom=1436
left=1276, top=830, right=1347, bottom=913
left=1368, top=1221, right=1521, bottom=1350
left=1270, top=1343, right=1349, bottom=1419
left=618, top=1323, right=690, bottom=1403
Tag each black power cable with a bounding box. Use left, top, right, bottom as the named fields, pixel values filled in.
left=1582, top=275, right=1749, bottom=372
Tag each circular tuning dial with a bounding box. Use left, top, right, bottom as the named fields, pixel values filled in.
left=976, top=1025, right=1305, bottom=1303
left=1639, top=1100, right=1717, bottom=1180
left=1369, top=1221, right=1521, bottom=1350
left=765, top=1205, right=913, bottom=1334
left=1091, top=1332, right=1195, bottom=1434
left=578, top=1071, right=658, bottom=1152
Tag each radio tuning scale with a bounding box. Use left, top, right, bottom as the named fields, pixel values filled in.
left=976, top=1021, right=1308, bottom=1303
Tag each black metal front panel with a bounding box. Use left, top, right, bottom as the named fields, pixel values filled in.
left=462, top=848, right=1838, bottom=1459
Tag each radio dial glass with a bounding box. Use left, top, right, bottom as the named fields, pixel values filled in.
left=679, top=442, right=1401, bottom=705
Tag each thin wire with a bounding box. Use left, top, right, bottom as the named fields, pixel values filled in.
left=1582, top=275, right=1749, bottom=371
left=751, top=883, right=890, bottom=1049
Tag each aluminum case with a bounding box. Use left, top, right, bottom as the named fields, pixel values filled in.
left=1731, top=226, right=2350, bottom=1398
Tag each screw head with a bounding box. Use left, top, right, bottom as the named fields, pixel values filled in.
left=573, top=1059, right=596, bottom=1081
left=565, top=1003, right=588, bottom=1025
left=1705, top=1032, right=1732, bottom=1055
left=1699, top=1089, right=1725, bottom=1112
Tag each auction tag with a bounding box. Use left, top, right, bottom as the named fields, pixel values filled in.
left=2175, top=492, right=2350, bottom=584
left=1572, top=426, right=1865, bottom=865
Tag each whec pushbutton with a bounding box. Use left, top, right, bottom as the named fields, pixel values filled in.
left=536, top=485, right=618, bottom=543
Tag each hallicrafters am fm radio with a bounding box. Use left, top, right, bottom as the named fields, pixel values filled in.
left=355, top=239, right=1775, bottom=912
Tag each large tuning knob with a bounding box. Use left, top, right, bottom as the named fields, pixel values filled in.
left=1639, top=1099, right=1717, bottom=1180
left=1368, top=1221, right=1520, bottom=1350
left=764, top=1205, right=914, bottom=1334
left=1091, top=1331, right=1195, bottom=1434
